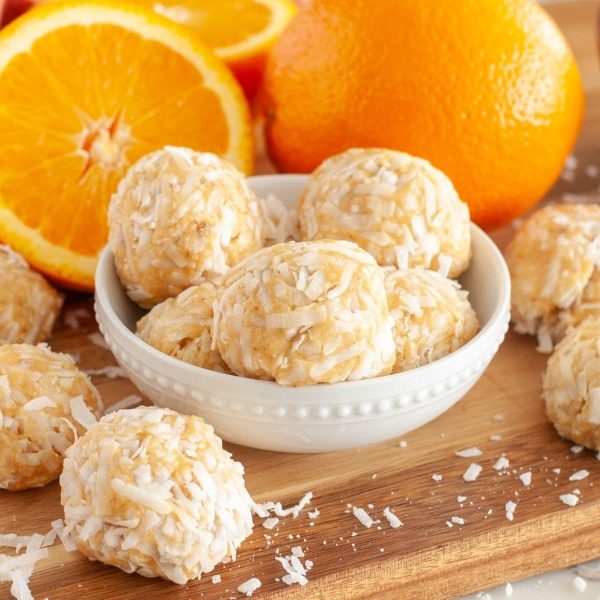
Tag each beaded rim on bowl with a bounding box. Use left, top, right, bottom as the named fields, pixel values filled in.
left=95, top=298, right=509, bottom=423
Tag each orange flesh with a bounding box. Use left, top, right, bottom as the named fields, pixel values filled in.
left=147, top=0, right=272, bottom=51
left=0, top=23, right=231, bottom=258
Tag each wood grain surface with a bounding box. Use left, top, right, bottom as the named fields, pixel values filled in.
left=2, top=2, right=600, bottom=599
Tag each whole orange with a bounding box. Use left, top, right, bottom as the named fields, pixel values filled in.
left=262, top=0, right=584, bottom=230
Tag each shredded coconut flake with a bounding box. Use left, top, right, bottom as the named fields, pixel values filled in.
left=519, top=472, right=532, bottom=486
left=22, top=397, right=56, bottom=411
left=106, top=395, right=142, bottom=413
left=505, top=500, right=517, bottom=521
left=50, top=519, right=76, bottom=552
left=463, top=463, right=482, bottom=482
left=432, top=473, right=442, bottom=482
left=85, top=366, right=126, bottom=379
left=569, top=469, right=589, bottom=481
left=383, top=507, right=402, bottom=529
left=211, top=574, right=221, bottom=584
left=255, top=491, right=313, bottom=520
left=493, top=456, right=510, bottom=471
left=237, top=577, right=261, bottom=597
left=451, top=516, right=465, bottom=525
left=87, top=332, right=109, bottom=350
left=560, top=493, right=580, bottom=506
left=352, top=507, right=373, bottom=528
left=262, top=518, right=279, bottom=530
left=69, top=395, right=97, bottom=430
left=454, top=447, right=482, bottom=458
left=571, top=445, right=584, bottom=454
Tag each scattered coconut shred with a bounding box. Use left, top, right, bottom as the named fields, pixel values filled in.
left=352, top=507, right=374, bottom=528
left=505, top=501, right=517, bottom=522
left=0, top=521, right=76, bottom=600
left=455, top=447, right=482, bottom=458
left=87, top=332, right=109, bottom=350
left=106, top=394, right=143, bottom=413
left=84, top=366, right=126, bottom=379
left=276, top=552, right=313, bottom=587
left=569, top=469, right=589, bottom=482
left=383, top=507, right=403, bottom=529
left=463, top=463, right=482, bottom=482
left=253, top=491, right=313, bottom=520
left=237, top=577, right=262, bottom=597
left=560, top=493, right=580, bottom=507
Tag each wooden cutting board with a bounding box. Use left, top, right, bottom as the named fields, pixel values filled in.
left=2, top=2, right=600, bottom=599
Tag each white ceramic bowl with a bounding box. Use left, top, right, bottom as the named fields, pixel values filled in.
left=95, top=174, right=510, bottom=453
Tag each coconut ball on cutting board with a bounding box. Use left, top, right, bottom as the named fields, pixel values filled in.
left=543, top=318, right=600, bottom=451
left=60, top=407, right=254, bottom=584
left=213, top=239, right=395, bottom=386
left=136, top=282, right=228, bottom=372
left=0, top=344, right=102, bottom=491
left=108, top=147, right=263, bottom=308
left=0, top=245, right=63, bottom=345
left=385, top=268, right=479, bottom=373
left=298, top=148, right=471, bottom=277
left=507, top=203, right=600, bottom=350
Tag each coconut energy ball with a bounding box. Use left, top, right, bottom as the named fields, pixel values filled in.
left=507, top=204, right=600, bottom=350
left=108, top=147, right=263, bottom=308
left=0, top=245, right=63, bottom=345
left=385, top=268, right=479, bottom=372
left=136, top=282, right=228, bottom=372
left=298, top=148, right=471, bottom=277
left=0, top=344, right=102, bottom=491
left=213, top=240, right=395, bottom=386
left=543, top=319, right=600, bottom=451
left=60, top=407, right=254, bottom=584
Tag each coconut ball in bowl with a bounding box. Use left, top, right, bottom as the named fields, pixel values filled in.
left=298, top=148, right=471, bottom=277
left=60, top=407, right=254, bottom=583
left=108, top=147, right=263, bottom=308
left=385, top=268, right=479, bottom=373
left=135, top=282, right=228, bottom=373
left=213, top=239, right=395, bottom=386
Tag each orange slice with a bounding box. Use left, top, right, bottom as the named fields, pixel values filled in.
left=139, top=0, right=298, bottom=100
left=0, top=0, right=253, bottom=291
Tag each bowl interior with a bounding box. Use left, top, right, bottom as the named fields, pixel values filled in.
left=108, top=174, right=504, bottom=335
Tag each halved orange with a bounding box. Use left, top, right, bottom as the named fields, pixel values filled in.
left=138, top=0, right=298, bottom=100
left=0, top=0, right=254, bottom=291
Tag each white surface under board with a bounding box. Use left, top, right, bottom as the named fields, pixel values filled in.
left=464, top=559, right=600, bottom=599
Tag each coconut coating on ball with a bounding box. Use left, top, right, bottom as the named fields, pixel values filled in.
left=298, top=148, right=471, bottom=277
left=136, top=282, right=228, bottom=372
left=507, top=203, right=600, bottom=350
left=60, top=407, right=254, bottom=584
left=0, top=245, right=63, bottom=345
left=385, top=268, right=479, bottom=372
left=213, top=239, right=395, bottom=386
left=543, top=318, right=600, bottom=451
left=108, top=147, right=263, bottom=308
left=0, top=344, right=102, bottom=491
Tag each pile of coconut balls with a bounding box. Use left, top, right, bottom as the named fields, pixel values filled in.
left=507, top=203, right=600, bottom=453
left=112, top=146, right=480, bottom=387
